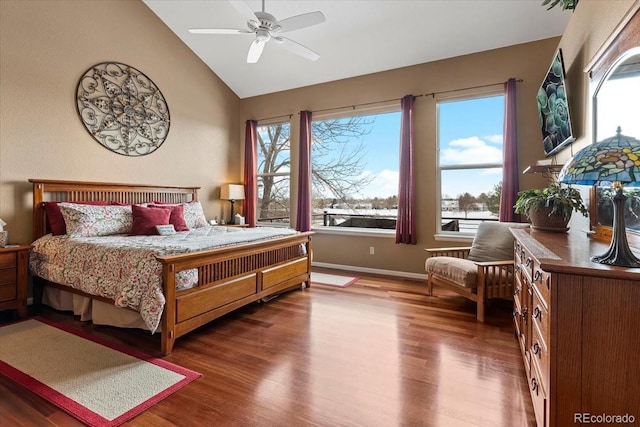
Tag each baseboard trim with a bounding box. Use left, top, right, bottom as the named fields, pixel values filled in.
left=312, top=262, right=427, bottom=281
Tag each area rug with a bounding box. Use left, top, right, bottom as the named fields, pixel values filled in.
left=311, top=272, right=359, bottom=288
left=0, top=317, right=200, bottom=427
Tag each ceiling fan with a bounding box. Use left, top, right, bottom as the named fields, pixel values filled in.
left=189, top=0, right=326, bottom=63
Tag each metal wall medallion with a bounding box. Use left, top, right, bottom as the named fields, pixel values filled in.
left=76, top=62, right=170, bottom=156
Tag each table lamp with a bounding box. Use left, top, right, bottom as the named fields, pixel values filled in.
left=558, top=127, right=640, bottom=267
left=220, top=184, right=245, bottom=224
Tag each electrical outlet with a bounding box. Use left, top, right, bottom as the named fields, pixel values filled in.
left=369, top=246, right=375, bottom=255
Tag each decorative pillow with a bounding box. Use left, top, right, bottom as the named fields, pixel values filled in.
left=148, top=204, right=189, bottom=231
left=467, top=222, right=530, bottom=262
left=183, top=201, right=208, bottom=228
left=155, top=224, right=176, bottom=235
left=59, top=203, right=133, bottom=237
left=44, top=201, right=109, bottom=235
left=130, top=204, right=172, bottom=236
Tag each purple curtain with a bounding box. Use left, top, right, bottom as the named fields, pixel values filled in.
left=296, top=111, right=312, bottom=232
left=396, top=95, right=417, bottom=244
left=499, top=78, right=520, bottom=222
left=243, top=120, right=258, bottom=227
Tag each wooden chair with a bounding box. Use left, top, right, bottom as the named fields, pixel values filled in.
left=425, top=221, right=529, bottom=321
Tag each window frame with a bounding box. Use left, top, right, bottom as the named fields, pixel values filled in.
left=435, top=90, right=505, bottom=239
left=310, top=103, right=401, bottom=234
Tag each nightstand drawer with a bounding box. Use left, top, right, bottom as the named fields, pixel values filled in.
left=0, top=268, right=17, bottom=286
left=0, top=252, right=16, bottom=269
left=0, top=283, right=17, bottom=302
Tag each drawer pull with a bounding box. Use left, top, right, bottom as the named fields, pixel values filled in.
left=533, top=306, right=542, bottom=320
left=526, top=257, right=532, bottom=268
left=514, top=286, right=521, bottom=296
left=521, top=306, right=528, bottom=319
left=515, top=264, right=521, bottom=273
left=512, top=308, right=520, bottom=317
left=533, top=342, right=541, bottom=355
left=531, top=377, right=539, bottom=395
left=534, top=270, right=542, bottom=283
left=520, top=250, right=525, bottom=262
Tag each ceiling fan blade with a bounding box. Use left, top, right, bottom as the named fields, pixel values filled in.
left=276, top=36, right=320, bottom=61
left=247, top=39, right=266, bottom=63
left=189, top=28, right=252, bottom=35
left=277, top=11, right=326, bottom=33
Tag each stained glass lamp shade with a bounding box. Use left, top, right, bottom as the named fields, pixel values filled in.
left=558, top=127, right=640, bottom=267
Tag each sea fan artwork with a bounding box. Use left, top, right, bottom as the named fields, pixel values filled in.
left=537, top=49, right=575, bottom=157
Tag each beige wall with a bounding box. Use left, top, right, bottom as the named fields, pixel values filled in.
left=240, top=38, right=561, bottom=275
left=0, top=0, right=241, bottom=244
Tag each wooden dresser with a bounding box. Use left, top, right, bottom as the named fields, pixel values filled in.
left=0, top=244, right=31, bottom=318
left=511, top=228, right=639, bottom=427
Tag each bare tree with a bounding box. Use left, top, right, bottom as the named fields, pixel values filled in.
left=257, top=117, right=376, bottom=220
left=458, top=192, right=478, bottom=219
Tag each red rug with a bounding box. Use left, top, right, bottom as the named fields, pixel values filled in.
left=0, top=317, right=200, bottom=427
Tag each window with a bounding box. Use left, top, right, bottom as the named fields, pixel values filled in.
left=437, top=94, right=505, bottom=234
left=311, top=109, right=401, bottom=230
left=256, top=121, right=291, bottom=225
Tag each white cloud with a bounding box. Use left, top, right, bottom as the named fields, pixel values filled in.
left=441, top=135, right=503, bottom=165
left=355, top=169, right=399, bottom=198
left=484, top=134, right=504, bottom=145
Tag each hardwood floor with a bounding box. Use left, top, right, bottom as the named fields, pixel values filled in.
left=0, top=269, right=535, bottom=426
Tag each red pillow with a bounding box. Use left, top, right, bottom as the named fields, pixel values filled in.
left=148, top=204, right=189, bottom=231
left=44, top=201, right=108, bottom=235
left=130, top=204, right=172, bottom=236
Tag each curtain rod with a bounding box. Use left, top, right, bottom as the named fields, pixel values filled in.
left=424, top=78, right=523, bottom=98
left=255, top=113, right=293, bottom=123
left=256, top=78, right=522, bottom=120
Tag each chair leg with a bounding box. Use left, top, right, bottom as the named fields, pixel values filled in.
left=476, top=280, right=485, bottom=322
left=427, top=275, right=434, bottom=296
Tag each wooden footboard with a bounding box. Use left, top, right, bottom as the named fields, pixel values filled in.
left=157, top=232, right=312, bottom=355
left=29, top=179, right=313, bottom=356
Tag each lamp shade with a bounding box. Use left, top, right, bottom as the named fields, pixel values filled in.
left=220, top=184, right=245, bottom=201
left=558, top=127, right=640, bottom=187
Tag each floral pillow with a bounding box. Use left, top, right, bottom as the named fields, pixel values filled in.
left=59, top=203, right=133, bottom=237
left=182, top=201, right=208, bottom=228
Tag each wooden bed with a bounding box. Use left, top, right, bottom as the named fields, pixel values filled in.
left=29, top=179, right=313, bottom=355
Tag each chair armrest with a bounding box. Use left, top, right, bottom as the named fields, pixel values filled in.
left=474, top=259, right=514, bottom=267
left=425, top=247, right=471, bottom=259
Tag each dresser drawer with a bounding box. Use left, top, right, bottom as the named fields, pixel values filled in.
left=529, top=357, right=547, bottom=427
left=531, top=287, right=549, bottom=341
left=531, top=320, right=549, bottom=391
left=0, top=252, right=16, bottom=269
left=0, top=268, right=17, bottom=286
left=0, top=283, right=17, bottom=302
left=531, top=267, right=550, bottom=307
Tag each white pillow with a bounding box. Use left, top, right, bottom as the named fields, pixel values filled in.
left=59, top=203, right=133, bottom=237
left=183, top=201, right=208, bottom=228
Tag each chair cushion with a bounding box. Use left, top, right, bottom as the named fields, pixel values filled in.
left=425, top=256, right=478, bottom=288
left=467, top=221, right=529, bottom=262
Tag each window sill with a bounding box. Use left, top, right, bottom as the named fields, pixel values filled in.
left=434, top=233, right=474, bottom=243
left=312, top=227, right=396, bottom=238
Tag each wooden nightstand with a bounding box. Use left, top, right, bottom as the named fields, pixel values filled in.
left=0, top=244, right=31, bottom=318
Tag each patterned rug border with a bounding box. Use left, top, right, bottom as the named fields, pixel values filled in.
left=0, top=317, right=201, bottom=427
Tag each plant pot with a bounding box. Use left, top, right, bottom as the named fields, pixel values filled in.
left=528, top=207, right=570, bottom=232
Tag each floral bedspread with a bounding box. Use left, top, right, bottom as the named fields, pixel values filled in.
left=30, top=226, right=298, bottom=333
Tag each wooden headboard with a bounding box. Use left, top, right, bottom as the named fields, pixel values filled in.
left=29, top=179, right=200, bottom=239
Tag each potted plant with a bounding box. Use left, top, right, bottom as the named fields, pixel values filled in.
left=514, top=183, right=588, bottom=231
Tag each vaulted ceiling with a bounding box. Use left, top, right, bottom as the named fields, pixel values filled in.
left=144, top=0, right=571, bottom=99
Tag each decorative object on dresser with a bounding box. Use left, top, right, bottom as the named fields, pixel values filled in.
left=76, top=62, right=170, bottom=157
left=0, top=218, right=7, bottom=246
left=0, top=244, right=31, bottom=318
left=425, top=221, right=529, bottom=322
left=558, top=127, right=640, bottom=267
left=513, top=183, right=588, bottom=232
left=220, top=183, right=245, bottom=224
left=511, top=228, right=639, bottom=427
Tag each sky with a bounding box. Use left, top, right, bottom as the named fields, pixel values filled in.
left=321, top=94, right=505, bottom=200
